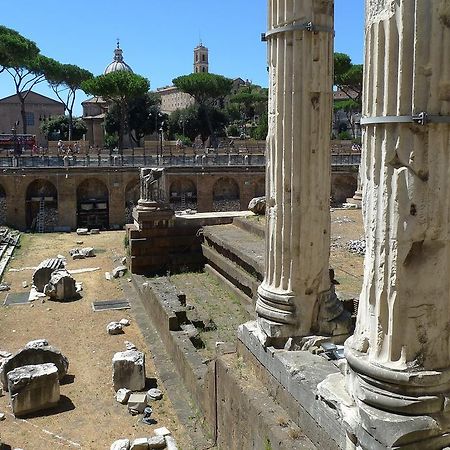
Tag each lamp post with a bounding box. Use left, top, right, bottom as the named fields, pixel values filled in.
left=159, top=121, right=165, bottom=165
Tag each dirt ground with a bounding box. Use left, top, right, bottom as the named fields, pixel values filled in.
left=330, top=208, right=364, bottom=295
left=0, top=231, right=189, bottom=450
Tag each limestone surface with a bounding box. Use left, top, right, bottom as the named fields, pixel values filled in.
left=112, top=350, right=145, bottom=391
left=107, top=322, right=124, bottom=335
left=110, top=439, right=130, bottom=450
left=116, top=388, right=131, bottom=404
left=248, top=196, right=265, bottom=215
left=147, top=435, right=165, bottom=449
left=127, top=392, right=147, bottom=414
left=43, top=269, right=77, bottom=301
left=130, top=437, right=149, bottom=449
left=1, top=344, right=69, bottom=391
left=7, top=363, right=60, bottom=417
left=32, top=258, right=65, bottom=292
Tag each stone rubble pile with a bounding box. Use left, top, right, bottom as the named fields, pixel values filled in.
left=346, top=238, right=366, bottom=256
left=69, top=247, right=95, bottom=259
left=41, top=206, right=59, bottom=231
left=111, top=343, right=170, bottom=446
left=112, top=265, right=127, bottom=278
left=212, top=199, right=240, bottom=212
left=110, top=427, right=178, bottom=450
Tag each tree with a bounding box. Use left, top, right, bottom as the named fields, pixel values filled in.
left=0, top=26, right=54, bottom=134
left=334, top=52, right=363, bottom=104
left=45, top=62, right=93, bottom=141
left=40, top=115, right=87, bottom=141
left=333, top=53, right=363, bottom=138
left=173, top=73, right=233, bottom=106
left=168, top=104, right=228, bottom=143
left=105, top=92, right=164, bottom=146
left=82, top=71, right=150, bottom=152
left=0, top=26, right=39, bottom=74
left=173, top=73, right=233, bottom=140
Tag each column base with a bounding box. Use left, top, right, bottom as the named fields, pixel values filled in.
left=318, top=372, right=450, bottom=450
left=256, top=283, right=353, bottom=347
left=345, top=337, right=450, bottom=415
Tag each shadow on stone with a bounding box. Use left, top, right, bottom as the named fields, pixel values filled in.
left=60, top=374, right=75, bottom=385
left=47, top=292, right=83, bottom=303
left=22, top=395, right=75, bottom=418
left=145, top=377, right=158, bottom=390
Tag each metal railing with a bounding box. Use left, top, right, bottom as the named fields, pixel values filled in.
left=0, top=151, right=360, bottom=169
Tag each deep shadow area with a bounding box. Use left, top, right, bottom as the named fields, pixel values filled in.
left=21, top=395, right=75, bottom=418
left=60, top=373, right=75, bottom=385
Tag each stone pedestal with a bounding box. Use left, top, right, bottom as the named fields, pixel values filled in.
left=256, top=0, right=351, bottom=344
left=112, top=350, right=146, bottom=391
left=8, top=363, right=60, bottom=417
left=344, top=0, right=450, bottom=446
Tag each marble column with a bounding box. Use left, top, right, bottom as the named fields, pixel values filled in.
left=256, top=0, right=350, bottom=343
left=346, top=0, right=450, bottom=428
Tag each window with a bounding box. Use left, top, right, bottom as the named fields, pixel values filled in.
left=202, top=54, right=206, bottom=62
left=25, top=112, right=35, bottom=126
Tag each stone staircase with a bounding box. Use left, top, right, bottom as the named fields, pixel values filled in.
left=201, top=217, right=265, bottom=312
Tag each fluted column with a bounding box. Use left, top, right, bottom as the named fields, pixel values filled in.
left=346, top=0, right=450, bottom=418
left=256, top=0, right=350, bottom=342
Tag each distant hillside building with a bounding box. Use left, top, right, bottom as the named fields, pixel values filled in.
left=158, top=42, right=210, bottom=114
left=0, top=91, right=64, bottom=146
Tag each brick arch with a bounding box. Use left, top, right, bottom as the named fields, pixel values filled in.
left=76, top=178, right=109, bottom=229
left=125, top=178, right=140, bottom=223
left=255, top=177, right=265, bottom=197
left=169, top=177, right=198, bottom=211
left=212, top=177, right=240, bottom=212
left=25, top=179, right=58, bottom=231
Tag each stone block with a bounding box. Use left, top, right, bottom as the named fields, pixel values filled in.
left=127, top=392, right=147, bottom=414
left=32, top=258, right=65, bottom=292
left=147, top=435, right=165, bottom=449
left=146, top=388, right=163, bottom=401
left=1, top=345, right=69, bottom=391
left=130, top=438, right=148, bottom=450
left=112, top=265, right=127, bottom=278
left=154, top=427, right=171, bottom=436
left=107, top=322, right=124, bottom=335
left=116, top=388, right=131, bottom=404
left=165, top=436, right=178, bottom=450
left=112, top=350, right=145, bottom=391
left=110, top=439, right=130, bottom=450
left=76, top=228, right=89, bottom=235
left=24, top=339, right=49, bottom=349
left=44, top=270, right=77, bottom=301
left=7, top=363, right=60, bottom=417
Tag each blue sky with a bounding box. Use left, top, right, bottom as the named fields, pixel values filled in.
left=0, top=0, right=364, bottom=115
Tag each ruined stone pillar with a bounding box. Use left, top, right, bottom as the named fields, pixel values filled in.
left=256, top=0, right=350, bottom=342
left=345, top=0, right=450, bottom=444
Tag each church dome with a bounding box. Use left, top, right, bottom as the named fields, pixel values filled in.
left=104, top=41, right=133, bottom=75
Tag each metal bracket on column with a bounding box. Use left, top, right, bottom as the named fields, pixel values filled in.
left=360, top=113, right=450, bottom=126
left=261, top=21, right=334, bottom=41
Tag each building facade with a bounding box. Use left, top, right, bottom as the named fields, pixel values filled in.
left=0, top=91, right=64, bottom=147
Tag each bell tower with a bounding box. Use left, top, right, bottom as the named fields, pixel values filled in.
left=193, top=42, right=209, bottom=73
